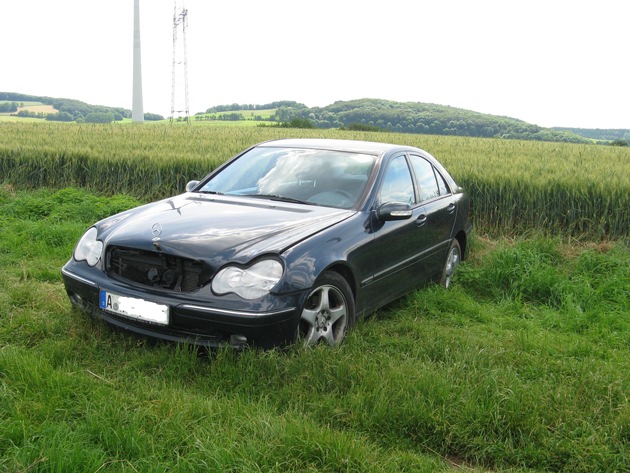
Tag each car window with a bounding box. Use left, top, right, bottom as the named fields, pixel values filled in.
left=203, top=148, right=280, bottom=193
left=378, top=155, right=414, bottom=205
left=436, top=169, right=451, bottom=195
left=199, top=147, right=376, bottom=209
left=410, top=154, right=440, bottom=202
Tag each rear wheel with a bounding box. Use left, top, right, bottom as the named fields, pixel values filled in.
left=440, top=239, right=461, bottom=288
left=297, top=272, right=355, bottom=347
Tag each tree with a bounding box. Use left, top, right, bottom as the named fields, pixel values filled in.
left=46, top=111, right=74, bottom=122
left=0, top=101, right=18, bottom=112
left=346, top=122, right=383, bottom=132
left=144, top=113, right=164, bottom=121
left=85, top=112, right=114, bottom=124
left=281, top=118, right=315, bottom=129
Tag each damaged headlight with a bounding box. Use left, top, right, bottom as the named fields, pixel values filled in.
left=212, top=259, right=283, bottom=300
left=73, top=227, right=103, bottom=267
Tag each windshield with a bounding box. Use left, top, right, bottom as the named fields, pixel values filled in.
left=199, top=146, right=376, bottom=209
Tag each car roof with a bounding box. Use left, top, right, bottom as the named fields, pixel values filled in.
left=257, top=138, right=420, bottom=156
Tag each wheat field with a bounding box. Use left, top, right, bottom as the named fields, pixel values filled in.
left=1, top=122, right=628, bottom=239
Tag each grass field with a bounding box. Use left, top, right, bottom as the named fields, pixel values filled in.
left=0, top=124, right=628, bottom=471
left=0, top=115, right=43, bottom=122
left=0, top=186, right=628, bottom=471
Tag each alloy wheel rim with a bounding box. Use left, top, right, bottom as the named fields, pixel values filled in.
left=299, top=284, right=348, bottom=347
left=444, top=246, right=460, bottom=288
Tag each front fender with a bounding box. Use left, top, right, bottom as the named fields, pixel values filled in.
left=276, top=214, right=372, bottom=293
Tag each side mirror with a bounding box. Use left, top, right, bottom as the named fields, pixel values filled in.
left=185, top=180, right=200, bottom=192
left=377, top=202, right=413, bottom=221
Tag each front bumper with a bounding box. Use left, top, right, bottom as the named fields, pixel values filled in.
left=62, top=262, right=303, bottom=349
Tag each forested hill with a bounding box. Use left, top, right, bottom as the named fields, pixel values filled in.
left=552, top=127, right=630, bottom=144
left=0, top=92, right=164, bottom=122
left=208, top=98, right=592, bottom=144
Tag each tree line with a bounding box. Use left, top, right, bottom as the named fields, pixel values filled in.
left=270, top=99, right=591, bottom=143
left=553, top=127, right=630, bottom=145
left=0, top=93, right=164, bottom=123
left=205, top=101, right=302, bottom=113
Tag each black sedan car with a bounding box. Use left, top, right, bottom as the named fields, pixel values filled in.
left=62, top=139, right=472, bottom=349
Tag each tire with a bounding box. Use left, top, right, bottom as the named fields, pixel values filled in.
left=440, top=239, right=461, bottom=288
left=297, top=271, right=355, bottom=347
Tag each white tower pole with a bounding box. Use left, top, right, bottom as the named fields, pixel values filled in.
left=132, top=0, right=144, bottom=123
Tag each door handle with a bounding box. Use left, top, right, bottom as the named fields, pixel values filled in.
left=447, top=203, right=456, bottom=214
left=416, top=214, right=427, bottom=226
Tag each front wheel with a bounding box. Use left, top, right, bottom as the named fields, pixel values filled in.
left=440, top=239, right=461, bottom=288
left=297, top=272, right=355, bottom=347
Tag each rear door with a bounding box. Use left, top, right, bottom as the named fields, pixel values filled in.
left=408, top=154, right=458, bottom=279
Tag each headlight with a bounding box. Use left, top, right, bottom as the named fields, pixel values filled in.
left=74, top=227, right=103, bottom=267
left=212, top=259, right=283, bottom=300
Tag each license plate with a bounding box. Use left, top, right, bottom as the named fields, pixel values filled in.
left=99, top=290, right=169, bottom=325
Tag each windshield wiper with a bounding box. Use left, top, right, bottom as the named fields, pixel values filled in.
left=198, top=190, right=223, bottom=195
left=247, top=194, right=313, bottom=205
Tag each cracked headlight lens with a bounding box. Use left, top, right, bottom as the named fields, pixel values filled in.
left=212, top=259, right=283, bottom=300
left=73, top=227, right=103, bottom=267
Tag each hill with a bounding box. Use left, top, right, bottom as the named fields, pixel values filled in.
left=206, top=98, right=596, bottom=144
left=4, top=92, right=628, bottom=144
left=552, top=127, right=630, bottom=144
left=0, top=92, right=164, bottom=122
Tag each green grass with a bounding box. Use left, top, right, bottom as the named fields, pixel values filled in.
left=0, top=115, right=43, bottom=122
left=0, top=187, right=628, bottom=471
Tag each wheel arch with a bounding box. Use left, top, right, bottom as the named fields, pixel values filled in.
left=454, top=230, right=467, bottom=261
left=323, top=263, right=357, bottom=301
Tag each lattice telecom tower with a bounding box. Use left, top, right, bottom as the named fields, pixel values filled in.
left=170, top=0, right=189, bottom=123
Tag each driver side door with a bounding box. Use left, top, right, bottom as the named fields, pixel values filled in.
left=357, top=154, right=433, bottom=308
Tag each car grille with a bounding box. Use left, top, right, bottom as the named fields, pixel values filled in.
left=106, top=246, right=204, bottom=292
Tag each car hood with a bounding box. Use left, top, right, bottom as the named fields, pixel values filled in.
left=97, top=193, right=354, bottom=266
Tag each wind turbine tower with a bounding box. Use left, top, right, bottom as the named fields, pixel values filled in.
left=170, top=0, right=189, bottom=123
left=132, top=0, right=144, bottom=123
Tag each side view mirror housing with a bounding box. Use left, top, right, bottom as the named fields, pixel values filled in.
left=377, top=202, right=413, bottom=221
left=185, top=180, right=200, bottom=192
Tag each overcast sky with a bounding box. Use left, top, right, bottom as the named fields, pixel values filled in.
left=2, top=0, right=628, bottom=129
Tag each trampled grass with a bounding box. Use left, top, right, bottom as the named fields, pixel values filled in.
left=0, top=188, right=628, bottom=472
left=1, top=122, right=629, bottom=239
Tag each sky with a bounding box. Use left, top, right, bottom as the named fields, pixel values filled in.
left=2, top=0, right=629, bottom=129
